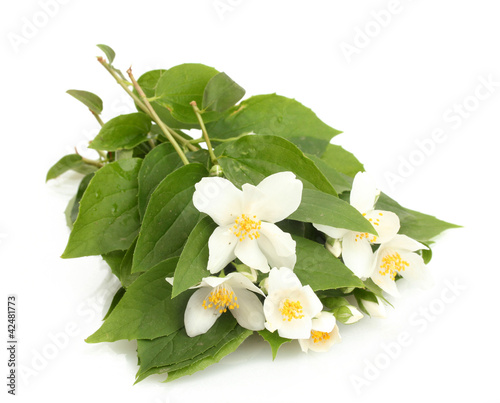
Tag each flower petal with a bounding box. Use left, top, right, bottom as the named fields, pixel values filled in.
left=193, top=177, right=243, bottom=226
left=258, top=222, right=296, bottom=257
left=246, top=171, right=303, bottom=223
left=267, top=267, right=302, bottom=293
left=342, top=232, right=375, bottom=278
left=399, top=252, right=434, bottom=290
left=225, top=272, right=265, bottom=296
left=276, top=316, right=312, bottom=339
left=184, top=288, right=222, bottom=337
left=364, top=210, right=400, bottom=243
left=311, top=311, right=336, bottom=333
left=313, top=224, right=349, bottom=240
left=297, top=285, right=323, bottom=318
left=350, top=172, right=380, bottom=214
left=230, top=289, right=265, bottom=331
left=234, top=238, right=269, bottom=273
left=384, top=234, right=428, bottom=252
left=207, top=226, right=238, bottom=274
left=370, top=255, right=400, bottom=297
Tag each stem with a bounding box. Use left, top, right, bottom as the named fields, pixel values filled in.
left=127, top=67, right=190, bottom=165
left=190, top=101, right=218, bottom=165
left=81, top=156, right=104, bottom=168
left=91, top=110, right=104, bottom=127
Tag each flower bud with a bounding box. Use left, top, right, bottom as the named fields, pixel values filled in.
left=325, top=237, right=342, bottom=258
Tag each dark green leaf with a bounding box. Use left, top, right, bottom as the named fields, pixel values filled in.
left=46, top=154, right=97, bottom=182
left=102, top=287, right=126, bottom=320
left=376, top=193, right=460, bottom=242
left=118, top=238, right=142, bottom=288
left=289, top=188, right=376, bottom=234
left=202, top=72, right=245, bottom=113
left=321, top=143, right=364, bottom=177
left=206, top=94, right=341, bottom=156
left=172, top=216, right=217, bottom=298
left=216, top=134, right=336, bottom=196
left=102, top=250, right=127, bottom=279
left=258, top=329, right=291, bottom=360
left=96, top=44, right=115, bottom=64
left=86, top=258, right=191, bottom=343
left=66, top=90, right=103, bottom=115
left=307, top=154, right=351, bottom=194
left=156, top=63, right=220, bottom=124
left=62, top=159, right=142, bottom=258
left=64, top=173, right=94, bottom=229
left=89, top=113, right=152, bottom=151
left=293, top=235, right=364, bottom=291
left=132, top=164, right=208, bottom=273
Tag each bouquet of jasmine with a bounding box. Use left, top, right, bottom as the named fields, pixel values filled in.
left=48, top=45, right=458, bottom=383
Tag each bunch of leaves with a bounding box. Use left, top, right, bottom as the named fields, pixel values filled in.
left=47, top=45, right=459, bottom=383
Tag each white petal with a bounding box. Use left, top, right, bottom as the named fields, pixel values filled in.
left=184, top=288, right=222, bottom=337
left=297, top=285, right=323, bottom=318
left=301, top=324, right=342, bottom=353
left=325, top=238, right=342, bottom=258
left=370, top=255, right=400, bottom=297
left=344, top=305, right=364, bottom=324
left=313, top=223, right=349, bottom=240
left=207, top=226, right=238, bottom=274
left=248, top=171, right=303, bottom=223
left=364, top=210, right=400, bottom=243
left=311, top=311, right=336, bottom=333
left=234, top=238, right=269, bottom=273
left=258, top=222, right=296, bottom=257
left=362, top=298, right=387, bottom=318
left=267, top=267, right=302, bottom=293
left=350, top=172, right=380, bottom=214
left=193, top=177, right=243, bottom=226
left=399, top=252, right=434, bottom=290
left=277, top=316, right=312, bottom=339
left=225, top=272, right=265, bottom=296
left=342, top=232, right=375, bottom=278
left=230, top=289, right=265, bottom=331
left=384, top=234, right=428, bottom=252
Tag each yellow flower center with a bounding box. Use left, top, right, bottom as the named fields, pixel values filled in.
left=232, top=214, right=262, bottom=242
left=311, top=330, right=331, bottom=344
left=280, top=299, right=305, bottom=321
left=202, top=286, right=239, bottom=314
left=379, top=251, right=409, bottom=280
left=355, top=212, right=382, bottom=243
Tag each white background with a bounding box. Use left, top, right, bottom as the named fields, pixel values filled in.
left=1, top=0, right=499, bottom=402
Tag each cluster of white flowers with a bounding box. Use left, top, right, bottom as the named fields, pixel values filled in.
left=174, top=171, right=430, bottom=354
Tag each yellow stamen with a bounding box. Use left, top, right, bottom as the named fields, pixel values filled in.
left=280, top=299, right=304, bottom=321
left=311, top=330, right=331, bottom=344
left=232, top=214, right=261, bottom=242
left=379, top=251, right=409, bottom=280
left=202, top=285, right=240, bottom=313
left=355, top=232, right=378, bottom=243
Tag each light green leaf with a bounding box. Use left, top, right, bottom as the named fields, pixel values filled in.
left=89, top=113, right=152, bottom=151
left=202, top=72, right=245, bottom=113
left=258, top=329, right=291, bottom=360
left=132, top=164, right=208, bottom=273
left=172, top=216, right=217, bottom=298
left=66, top=90, right=103, bottom=115
left=321, top=143, right=364, bottom=177
left=156, top=63, right=220, bottom=124
left=216, top=134, right=337, bottom=196
left=307, top=154, right=352, bottom=194
left=289, top=188, right=376, bottom=234
left=293, top=235, right=365, bottom=291
left=206, top=94, right=341, bottom=156
left=96, top=44, right=115, bottom=64
left=46, top=154, right=97, bottom=182
left=62, top=159, right=142, bottom=258
left=86, top=258, right=191, bottom=343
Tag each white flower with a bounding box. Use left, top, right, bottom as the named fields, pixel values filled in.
left=343, top=305, right=364, bottom=324
left=298, top=311, right=341, bottom=353
left=370, top=235, right=433, bottom=297
left=184, top=272, right=265, bottom=337
left=193, top=171, right=303, bottom=274
left=360, top=296, right=387, bottom=318
left=263, top=267, right=323, bottom=339
left=314, top=172, right=400, bottom=278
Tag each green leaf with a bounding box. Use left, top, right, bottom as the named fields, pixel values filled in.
left=163, top=327, right=252, bottom=383
left=206, top=94, right=341, bottom=156
left=97, top=44, right=115, bottom=64
left=293, top=235, right=364, bottom=291
left=62, top=159, right=142, bottom=258
left=353, top=288, right=379, bottom=315
left=64, top=172, right=94, bottom=229
left=321, top=144, right=364, bottom=177
left=156, top=63, right=220, bottom=124
left=202, top=72, right=245, bottom=113
left=102, top=250, right=127, bottom=279
left=136, top=314, right=237, bottom=378
left=172, top=216, right=217, bottom=298
left=136, top=70, right=197, bottom=130
left=102, top=287, right=126, bottom=320
left=137, top=142, right=184, bottom=219
left=216, top=134, right=337, bottom=196
left=258, top=329, right=291, bottom=360
left=89, top=113, right=152, bottom=151
left=86, top=258, right=191, bottom=343
left=118, top=238, right=142, bottom=288
left=375, top=193, right=460, bottom=242
left=307, top=154, right=352, bottom=194
left=66, top=90, right=103, bottom=115
left=46, top=154, right=97, bottom=181
left=289, top=188, right=376, bottom=234
left=132, top=164, right=208, bottom=273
